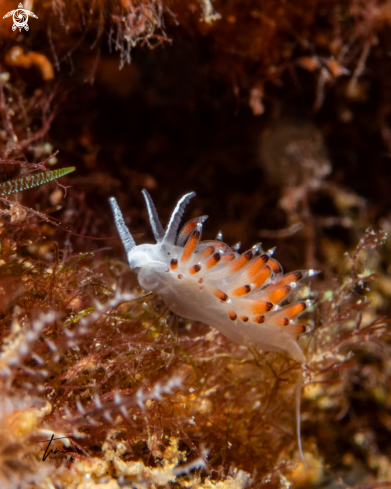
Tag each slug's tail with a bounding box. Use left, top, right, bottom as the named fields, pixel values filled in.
left=296, top=369, right=307, bottom=468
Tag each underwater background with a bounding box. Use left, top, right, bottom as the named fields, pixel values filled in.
left=0, top=1, right=391, bottom=487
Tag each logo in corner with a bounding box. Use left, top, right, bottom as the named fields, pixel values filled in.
left=3, top=3, right=38, bottom=32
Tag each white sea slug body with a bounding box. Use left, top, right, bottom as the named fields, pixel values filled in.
left=109, top=191, right=318, bottom=364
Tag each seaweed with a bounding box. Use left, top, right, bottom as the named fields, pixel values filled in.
left=0, top=1, right=390, bottom=487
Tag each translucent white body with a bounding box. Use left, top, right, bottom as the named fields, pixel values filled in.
left=110, top=192, right=317, bottom=362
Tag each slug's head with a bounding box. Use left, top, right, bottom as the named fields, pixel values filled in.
left=109, top=190, right=196, bottom=288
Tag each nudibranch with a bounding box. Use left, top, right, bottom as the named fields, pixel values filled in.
left=109, top=191, right=317, bottom=363
left=109, top=191, right=318, bottom=460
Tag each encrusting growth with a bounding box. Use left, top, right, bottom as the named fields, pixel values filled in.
left=109, top=190, right=319, bottom=461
